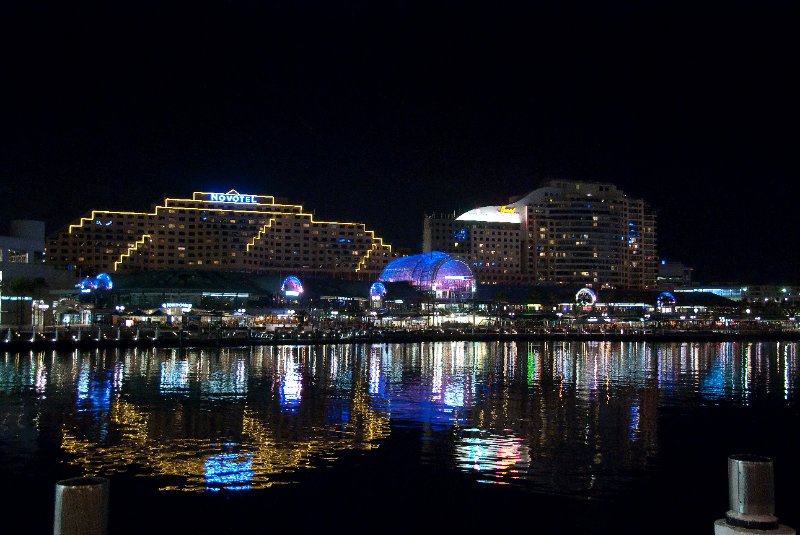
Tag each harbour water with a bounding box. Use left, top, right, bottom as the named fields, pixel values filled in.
left=1, top=340, right=798, bottom=534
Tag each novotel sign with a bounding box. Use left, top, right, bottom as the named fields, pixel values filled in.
left=208, top=192, right=258, bottom=203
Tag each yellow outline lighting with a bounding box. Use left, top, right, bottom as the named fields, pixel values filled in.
left=114, top=234, right=152, bottom=271
left=65, top=190, right=393, bottom=272
left=355, top=237, right=392, bottom=272
left=246, top=218, right=277, bottom=252
left=69, top=196, right=391, bottom=233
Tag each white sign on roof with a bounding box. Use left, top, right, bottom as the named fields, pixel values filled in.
left=456, top=206, right=521, bottom=224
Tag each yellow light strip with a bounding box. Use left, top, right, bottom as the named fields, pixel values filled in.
left=355, top=240, right=393, bottom=272
left=65, top=192, right=393, bottom=268
left=246, top=218, right=276, bottom=252
left=70, top=205, right=384, bottom=233
left=114, top=234, right=151, bottom=271
left=355, top=245, right=376, bottom=272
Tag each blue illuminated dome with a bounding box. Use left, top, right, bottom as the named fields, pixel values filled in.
left=77, top=272, right=113, bottom=293
left=78, top=277, right=97, bottom=293
left=575, top=287, right=597, bottom=306
left=370, top=281, right=387, bottom=299
left=378, top=252, right=474, bottom=297
left=95, top=272, right=113, bottom=290
left=657, top=291, right=676, bottom=307
left=281, top=275, right=303, bottom=298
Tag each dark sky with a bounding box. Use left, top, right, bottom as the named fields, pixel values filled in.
left=1, top=1, right=797, bottom=284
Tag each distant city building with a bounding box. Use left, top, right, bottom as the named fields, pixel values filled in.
left=742, top=285, right=800, bottom=306
left=424, top=180, right=658, bottom=289
left=1, top=220, right=79, bottom=327
left=47, top=190, right=395, bottom=279
left=1, top=219, right=76, bottom=287
left=672, top=285, right=800, bottom=307
left=657, top=259, right=693, bottom=290
left=674, top=286, right=748, bottom=302
left=1, top=220, right=46, bottom=265
left=424, top=215, right=524, bottom=284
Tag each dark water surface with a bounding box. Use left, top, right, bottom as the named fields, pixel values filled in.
left=2, top=341, right=799, bottom=534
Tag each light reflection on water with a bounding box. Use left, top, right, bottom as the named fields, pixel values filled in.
left=0, top=341, right=797, bottom=497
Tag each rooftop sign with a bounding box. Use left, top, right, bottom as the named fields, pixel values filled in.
left=456, top=206, right=521, bottom=224
left=208, top=190, right=257, bottom=204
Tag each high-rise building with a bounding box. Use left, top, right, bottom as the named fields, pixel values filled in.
left=47, top=190, right=395, bottom=279
left=423, top=211, right=525, bottom=284
left=424, top=180, right=658, bottom=289
left=1, top=220, right=46, bottom=264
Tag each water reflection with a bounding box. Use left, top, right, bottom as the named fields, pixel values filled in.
left=205, top=443, right=254, bottom=491
left=454, top=428, right=531, bottom=484
left=0, top=341, right=797, bottom=498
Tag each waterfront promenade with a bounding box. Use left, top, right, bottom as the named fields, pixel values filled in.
left=3, top=324, right=800, bottom=352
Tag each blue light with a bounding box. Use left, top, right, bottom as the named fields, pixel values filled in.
left=204, top=447, right=254, bottom=492
left=95, top=272, right=113, bottom=290
left=629, top=402, right=640, bottom=440
left=370, top=282, right=387, bottom=298
left=575, top=287, right=597, bottom=305
left=280, top=358, right=302, bottom=412
left=281, top=276, right=303, bottom=298
left=77, top=272, right=113, bottom=293
left=78, top=277, right=97, bottom=293
left=657, top=291, right=676, bottom=307
left=76, top=368, right=113, bottom=414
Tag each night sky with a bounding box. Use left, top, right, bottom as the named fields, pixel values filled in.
left=2, top=1, right=797, bottom=284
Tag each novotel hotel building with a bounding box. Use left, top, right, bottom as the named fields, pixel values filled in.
left=47, top=190, right=395, bottom=279
left=424, top=180, right=658, bottom=289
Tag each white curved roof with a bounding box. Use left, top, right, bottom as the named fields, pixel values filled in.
left=455, top=205, right=521, bottom=224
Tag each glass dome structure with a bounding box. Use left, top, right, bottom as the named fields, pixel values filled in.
left=77, top=272, right=113, bottom=293
left=378, top=252, right=474, bottom=298
left=95, top=272, right=113, bottom=290
left=281, top=275, right=303, bottom=298
left=78, top=277, right=97, bottom=293
left=575, top=287, right=597, bottom=306
left=657, top=291, right=676, bottom=308
left=370, top=282, right=387, bottom=299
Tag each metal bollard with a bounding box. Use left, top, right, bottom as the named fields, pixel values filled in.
left=715, top=454, right=795, bottom=534
left=728, top=454, right=776, bottom=527
left=53, top=476, right=109, bottom=535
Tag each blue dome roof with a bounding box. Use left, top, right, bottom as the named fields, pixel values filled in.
left=378, top=252, right=473, bottom=295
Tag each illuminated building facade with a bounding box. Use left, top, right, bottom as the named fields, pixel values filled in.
left=1, top=219, right=45, bottom=264
left=423, top=216, right=524, bottom=284
left=47, top=190, right=394, bottom=279
left=424, top=180, right=658, bottom=289
left=1, top=220, right=78, bottom=327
